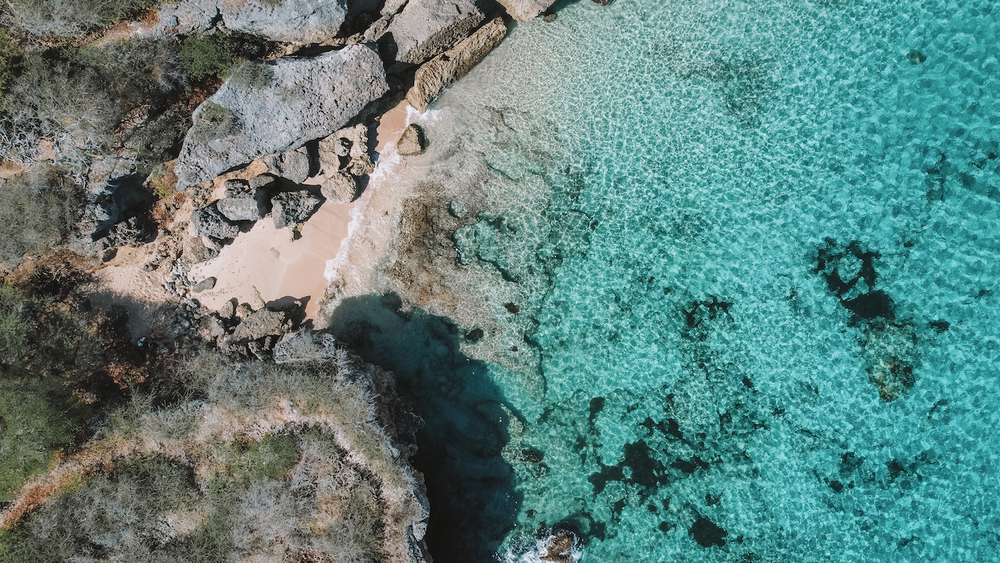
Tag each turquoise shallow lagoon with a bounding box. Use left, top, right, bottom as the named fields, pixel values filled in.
left=384, top=0, right=1000, bottom=560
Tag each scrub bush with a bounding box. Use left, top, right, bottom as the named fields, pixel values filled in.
left=181, top=33, right=234, bottom=80
left=0, top=166, right=82, bottom=267
left=2, top=0, right=157, bottom=39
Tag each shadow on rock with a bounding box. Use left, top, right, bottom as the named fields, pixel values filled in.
left=326, top=292, right=521, bottom=563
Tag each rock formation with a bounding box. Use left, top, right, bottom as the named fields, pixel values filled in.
left=175, top=45, right=388, bottom=189
left=407, top=17, right=508, bottom=111
left=397, top=123, right=428, bottom=155
left=495, top=0, right=557, bottom=21
left=388, top=0, right=486, bottom=65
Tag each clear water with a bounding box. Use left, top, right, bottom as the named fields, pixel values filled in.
left=406, top=0, right=1000, bottom=560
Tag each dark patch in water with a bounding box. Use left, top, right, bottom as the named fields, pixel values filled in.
left=829, top=480, right=845, bottom=493
left=928, top=319, right=949, bottom=332
left=504, top=302, right=520, bottom=315
left=670, top=456, right=709, bottom=475
left=520, top=447, right=544, bottom=463
left=659, top=521, right=676, bottom=533
left=690, top=516, right=728, bottom=547
left=589, top=397, right=605, bottom=424
left=326, top=293, right=521, bottom=563
left=705, top=493, right=722, bottom=506
left=464, top=328, right=484, bottom=342
left=842, top=290, right=893, bottom=320
left=588, top=440, right=671, bottom=495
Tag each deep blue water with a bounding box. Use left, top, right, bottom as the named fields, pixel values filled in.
left=407, top=0, right=1000, bottom=560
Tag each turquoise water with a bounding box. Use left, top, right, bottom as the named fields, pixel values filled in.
left=409, top=0, right=1000, bottom=560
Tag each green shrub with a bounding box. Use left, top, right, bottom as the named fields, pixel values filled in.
left=0, top=166, right=81, bottom=267
left=0, top=285, right=28, bottom=365
left=181, top=34, right=235, bottom=80
left=209, top=433, right=299, bottom=492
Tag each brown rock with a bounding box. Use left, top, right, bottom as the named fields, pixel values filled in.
left=397, top=124, right=427, bottom=156
left=541, top=533, right=576, bottom=563
left=320, top=172, right=358, bottom=204
left=406, top=18, right=507, bottom=111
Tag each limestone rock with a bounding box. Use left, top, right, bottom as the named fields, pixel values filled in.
left=272, top=190, right=322, bottom=229
left=189, top=204, right=241, bottom=240
left=406, top=17, right=507, bottom=111
left=229, top=308, right=292, bottom=342
left=397, top=124, right=427, bottom=155
left=495, top=0, right=556, bottom=20
left=249, top=173, right=281, bottom=191
left=193, top=276, right=217, bottom=292
left=217, top=189, right=270, bottom=221
left=262, top=147, right=312, bottom=184
left=222, top=178, right=250, bottom=196
left=219, top=0, right=348, bottom=44
left=388, top=0, right=485, bottom=65
left=273, top=330, right=340, bottom=363
left=176, top=45, right=388, bottom=189
left=155, top=0, right=218, bottom=34
left=320, top=172, right=358, bottom=203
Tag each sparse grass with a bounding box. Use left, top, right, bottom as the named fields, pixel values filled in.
left=189, top=100, right=237, bottom=143
left=227, top=60, right=275, bottom=90
left=0, top=165, right=82, bottom=267
left=2, top=0, right=158, bottom=40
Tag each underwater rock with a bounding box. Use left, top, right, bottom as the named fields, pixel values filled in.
left=861, top=321, right=917, bottom=401
left=689, top=516, right=727, bottom=548
left=814, top=239, right=893, bottom=320
left=407, top=17, right=507, bottom=111
left=908, top=49, right=927, bottom=64
left=397, top=124, right=428, bottom=155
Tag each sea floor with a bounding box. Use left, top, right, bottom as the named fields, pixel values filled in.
left=339, top=0, right=1000, bottom=560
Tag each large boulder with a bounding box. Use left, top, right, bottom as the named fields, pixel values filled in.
left=272, top=190, right=322, bottom=229
left=216, top=189, right=270, bottom=221
left=273, top=330, right=340, bottom=364
left=387, top=0, right=485, bottom=65
left=155, top=0, right=218, bottom=35
left=495, top=0, right=556, bottom=20
left=406, top=17, right=507, bottom=111
left=262, top=147, right=312, bottom=184
left=219, top=0, right=348, bottom=43
left=397, top=124, right=427, bottom=155
left=189, top=203, right=241, bottom=240
left=175, top=45, right=388, bottom=189
left=228, top=307, right=293, bottom=342
left=320, top=172, right=358, bottom=203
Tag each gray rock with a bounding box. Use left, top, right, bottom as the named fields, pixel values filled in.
left=176, top=45, right=388, bottom=189
left=220, top=0, right=348, bottom=44
left=189, top=204, right=241, bottom=240
left=222, top=178, right=250, bottom=196
left=155, top=0, right=218, bottom=35
left=249, top=173, right=281, bottom=191
left=318, top=124, right=374, bottom=177
left=229, top=308, right=292, bottom=342
left=272, top=190, right=322, bottom=229
left=495, top=0, right=556, bottom=20
left=320, top=172, right=358, bottom=204
left=273, top=330, right=340, bottom=364
left=448, top=199, right=467, bottom=218
left=262, top=147, right=311, bottom=184
left=217, top=189, right=270, bottom=221
left=193, top=276, right=217, bottom=292
left=407, top=17, right=507, bottom=111
left=397, top=124, right=427, bottom=155
left=388, top=0, right=485, bottom=65
left=218, top=300, right=235, bottom=320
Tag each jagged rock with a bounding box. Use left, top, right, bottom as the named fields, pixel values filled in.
left=217, top=189, right=270, bottom=221
left=262, top=147, right=312, bottom=184
left=541, top=533, right=576, bottom=563
left=236, top=302, right=254, bottom=320
left=229, top=307, right=292, bottom=342
left=193, top=276, right=217, bottom=292
left=387, top=0, right=485, bottom=65
left=222, top=178, right=250, bottom=196
left=407, top=17, right=507, bottom=111
left=220, top=0, right=348, bottom=44
left=249, top=173, right=281, bottom=191
left=272, top=190, right=322, bottom=229
left=320, top=172, right=358, bottom=204
left=273, top=330, right=340, bottom=364
left=496, top=0, right=557, bottom=20
left=189, top=204, right=241, bottom=240
left=176, top=45, right=388, bottom=189
left=397, top=124, right=427, bottom=155
left=218, top=300, right=235, bottom=320
left=199, top=313, right=227, bottom=339
left=319, top=124, right=371, bottom=171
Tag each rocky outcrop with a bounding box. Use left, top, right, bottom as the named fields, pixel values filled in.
left=271, top=190, right=323, bottom=229
left=216, top=189, right=270, bottom=221
left=273, top=330, right=340, bottom=363
left=397, top=124, right=427, bottom=155
left=406, top=17, right=507, bottom=111
left=189, top=203, right=241, bottom=240
left=262, top=147, right=312, bottom=184
left=387, top=0, right=485, bottom=65
left=219, top=0, right=348, bottom=43
left=494, top=0, right=556, bottom=20
left=175, top=45, right=388, bottom=189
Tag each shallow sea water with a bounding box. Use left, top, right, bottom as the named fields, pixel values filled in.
left=408, top=0, right=1000, bottom=560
